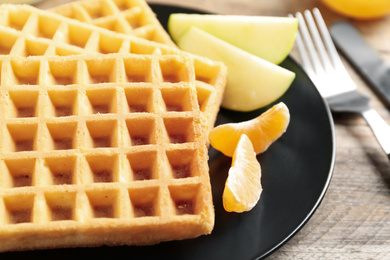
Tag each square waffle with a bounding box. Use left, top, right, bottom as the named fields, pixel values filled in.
left=0, top=53, right=220, bottom=252
left=0, top=3, right=226, bottom=136
left=50, top=0, right=176, bottom=46
left=0, top=4, right=227, bottom=252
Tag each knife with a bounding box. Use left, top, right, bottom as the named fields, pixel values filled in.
left=330, top=21, right=390, bottom=108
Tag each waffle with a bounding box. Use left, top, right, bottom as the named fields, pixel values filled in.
left=50, top=0, right=176, bottom=46
left=0, top=3, right=226, bottom=136
left=0, top=52, right=223, bottom=252
left=0, top=4, right=228, bottom=253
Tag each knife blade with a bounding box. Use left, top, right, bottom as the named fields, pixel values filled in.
left=330, top=21, right=390, bottom=108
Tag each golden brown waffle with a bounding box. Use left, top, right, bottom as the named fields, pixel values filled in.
left=0, top=3, right=226, bottom=136
left=0, top=4, right=227, bottom=252
left=50, top=0, right=176, bottom=46
left=0, top=52, right=222, bottom=252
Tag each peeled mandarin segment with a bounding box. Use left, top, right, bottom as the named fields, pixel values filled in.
left=223, top=134, right=262, bottom=213
left=209, top=102, right=290, bottom=157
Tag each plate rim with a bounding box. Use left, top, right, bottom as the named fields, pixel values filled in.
left=262, top=56, right=336, bottom=257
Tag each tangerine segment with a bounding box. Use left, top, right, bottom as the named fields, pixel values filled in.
left=223, top=134, right=262, bottom=213
left=209, top=102, right=290, bottom=157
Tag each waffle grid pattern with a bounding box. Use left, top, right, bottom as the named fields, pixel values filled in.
left=0, top=3, right=226, bottom=136
left=50, top=0, right=176, bottom=46
left=0, top=53, right=216, bottom=251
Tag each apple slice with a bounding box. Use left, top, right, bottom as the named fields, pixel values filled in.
left=168, top=13, right=298, bottom=64
left=177, top=27, right=295, bottom=112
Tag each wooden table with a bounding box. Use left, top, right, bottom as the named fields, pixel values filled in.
left=35, top=0, right=390, bottom=258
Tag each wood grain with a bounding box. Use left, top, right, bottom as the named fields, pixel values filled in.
left=34, top=0, right=390, bottom=258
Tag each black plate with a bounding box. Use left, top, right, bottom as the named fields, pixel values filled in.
left=2, top=4, right=335, bottom=260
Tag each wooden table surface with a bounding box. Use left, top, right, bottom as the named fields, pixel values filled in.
left=34, top=0, right=390, bottom=258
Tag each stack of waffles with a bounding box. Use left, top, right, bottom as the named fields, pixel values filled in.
left=0, top=0, right=227, bottom=252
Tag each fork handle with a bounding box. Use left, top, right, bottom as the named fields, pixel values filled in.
left=361, top=108, right=390, bottom=160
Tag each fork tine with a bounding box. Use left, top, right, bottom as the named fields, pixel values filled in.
left=293, top=11, right=326, bottom=90
left=295, top=12, right=323, bottom=76
left=289, top=15, right=312, bottom=75
left=304, top=10, right=332, bottom=71
left=312, top=8, right=344, bottom=70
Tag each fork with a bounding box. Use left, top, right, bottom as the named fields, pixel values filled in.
left=291, top=8, right=390, bottom=160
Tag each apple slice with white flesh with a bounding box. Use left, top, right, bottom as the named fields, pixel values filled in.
left=176, top=27, right=295, bottom=112
left=168, top=13, right=298, bottom=64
